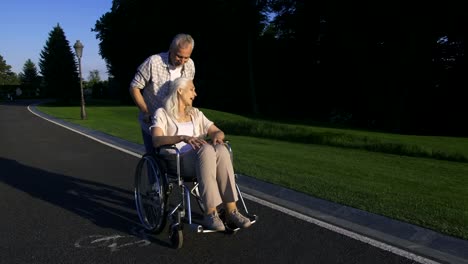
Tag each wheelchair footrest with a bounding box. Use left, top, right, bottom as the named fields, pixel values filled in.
left=225, top=223, right=241, bottom=233
left=187, top=223, right=204, bottom=233
left=187, top=220, right=222, bottom=233
left=247, top=213, right=258, bottom=225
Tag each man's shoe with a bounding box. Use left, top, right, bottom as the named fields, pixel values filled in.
left=204, top=211, right=226, bottom=231
left=227, top=209, right=252, bottom=228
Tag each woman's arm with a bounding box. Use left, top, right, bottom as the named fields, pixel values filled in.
left=152, top=127, right=180, bottom=148
left=152, top=127, right=207, bottom=149
left=207, top=124, right=225, bottom=145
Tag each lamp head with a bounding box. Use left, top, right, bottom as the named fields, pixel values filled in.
left=74, top=40, right=84, bottom=58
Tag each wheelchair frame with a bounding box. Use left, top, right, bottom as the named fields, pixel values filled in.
left=134, top=142, right=257, bottom=249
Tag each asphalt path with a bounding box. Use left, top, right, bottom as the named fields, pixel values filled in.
left=0, top=100, right=462, bottom=264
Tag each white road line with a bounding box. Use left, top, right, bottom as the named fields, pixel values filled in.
left=28, top=104, right=142, bottom=158
left=28, top=104, right=441, bottom=264
left=243, top=193, right=440, bottom=264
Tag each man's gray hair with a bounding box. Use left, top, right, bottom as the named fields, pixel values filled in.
left=170, top=33, right=194, bottom=51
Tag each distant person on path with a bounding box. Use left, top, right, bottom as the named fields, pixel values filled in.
left=129, top=33, right=195, bottom=154
left=151, top=77, right=252, bottom=231
left=15, top=87, right=22, bottom=98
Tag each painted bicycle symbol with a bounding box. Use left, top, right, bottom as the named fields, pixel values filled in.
left=74, top=227, right=151, bottom=252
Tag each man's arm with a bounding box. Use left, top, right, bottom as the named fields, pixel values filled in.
left=129, top=87, right=150, bottom=122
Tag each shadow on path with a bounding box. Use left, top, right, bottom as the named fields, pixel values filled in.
left=0, top=157, right=171, bottom=248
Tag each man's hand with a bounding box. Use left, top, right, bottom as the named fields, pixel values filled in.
left=143, top=113, right=151, bottom=124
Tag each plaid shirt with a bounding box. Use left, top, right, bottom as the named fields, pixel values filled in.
left=130, top=52, right=195, bottom=130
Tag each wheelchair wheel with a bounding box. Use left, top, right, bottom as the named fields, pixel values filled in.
left=169, top=210, right=183, bottom=249
left=170, top=226, right=183, bottom=249
left=134, top=154, right=168, bottom=234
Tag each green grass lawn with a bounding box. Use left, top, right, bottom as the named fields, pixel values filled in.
left=36, top=102, right=468, bottom=240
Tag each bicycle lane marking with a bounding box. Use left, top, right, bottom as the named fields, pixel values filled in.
left=74, top=227, right=151, bottom=252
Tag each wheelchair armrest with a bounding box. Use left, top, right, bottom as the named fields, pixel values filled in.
left=155, top=141, right=232, bottom=155
left=155, top=144, right=181, bottom=156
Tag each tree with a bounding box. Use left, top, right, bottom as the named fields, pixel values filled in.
left=19, top=59, right=41, bottom=97
left=87, top=70, right=101, bottom=85
left=86, top=69, right=108, bottom=98
left=0, top=55, right=19, bottom=85
left=254, top=0, right=309, bottom=117
left=39, top=24, right=80, bottom=102
left=92, top=1, right=467, bottom=135
left=93, top=0, right=270, bottom=111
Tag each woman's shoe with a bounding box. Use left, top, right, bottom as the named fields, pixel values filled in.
left=204, top=211, right=226, bottom=231
left=226, top=209, right=251, bottom=228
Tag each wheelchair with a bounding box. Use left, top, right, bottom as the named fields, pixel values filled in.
left=134, top=142, right=257, bottom=249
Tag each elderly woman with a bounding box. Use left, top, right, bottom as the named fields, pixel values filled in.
left=150, top=77, right=251, bottom=231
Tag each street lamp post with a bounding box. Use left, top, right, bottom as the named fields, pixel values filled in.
left=73, top=40, right=87, bottom=120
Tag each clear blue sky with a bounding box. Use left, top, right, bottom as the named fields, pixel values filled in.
left=0, top=0, right=112, bottom=80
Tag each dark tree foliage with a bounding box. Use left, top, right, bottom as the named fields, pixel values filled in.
left=314, top=1, right=468, bottom=135
left=39, top=24, right=80, bottom=103
left=93, top=0, right=468, bottom=135
left=255, top=0, right=308, bottom=119
left=19, top=59, right=41, bottom=97
left=0, top=55, right=19, bottom=85
left=93, top=0, right=181, bottom=103
left=265, top=0, right=467, bottom=135
left=93, top=0, right=270, bottom=111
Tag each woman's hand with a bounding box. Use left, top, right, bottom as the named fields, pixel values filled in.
left=181, top=135, right=207, bottom=149
left=211, top=132, right=224, bottom=145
